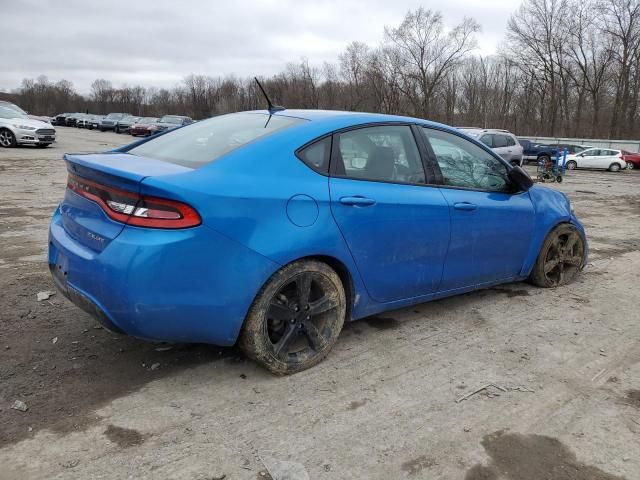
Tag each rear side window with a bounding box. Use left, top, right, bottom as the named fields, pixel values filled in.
left=493, top=135, right=509, bottom=148
left=128, top=113, right=305, bottom=168
left=333, top=125, right=425, bottom=184
left=297, top=137, right=331, bottom=174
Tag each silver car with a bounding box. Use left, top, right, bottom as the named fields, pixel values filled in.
left=457, top=128, right=524, bottom=166
left=0, top=106, right=56, bottom=148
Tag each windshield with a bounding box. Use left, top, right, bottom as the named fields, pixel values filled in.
left=160, top=116, right=184, bottom=124
left=106, top=113, right=125, bottom=119
left=0, top=106, right=28, bottom=119
left=0, top=102, right=27, bottom=115
left=128, top=112, right=305, bottom=168
left=139, top=117, right=157, bottom=123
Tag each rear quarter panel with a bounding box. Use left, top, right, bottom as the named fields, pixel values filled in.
left=138, top=120, right=375, bottom=318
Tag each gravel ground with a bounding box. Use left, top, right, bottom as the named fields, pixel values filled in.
left=0, top=127, right=639, bottom=479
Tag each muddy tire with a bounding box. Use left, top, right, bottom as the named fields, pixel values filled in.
left=239, top=260, right=346, bottom=375
left=529, top=224, right=585, bottom=288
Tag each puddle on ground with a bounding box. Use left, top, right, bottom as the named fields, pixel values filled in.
left=465, top=431, right=626, bottom=480
left=104, top=424, right=146, bottom=448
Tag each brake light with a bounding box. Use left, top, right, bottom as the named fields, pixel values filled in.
left=67, top=173, right=201, bottom=229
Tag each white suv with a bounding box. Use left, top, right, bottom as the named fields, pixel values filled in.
left=0, top=106, right=56, bottom=148
left=457, top=128, right=524, bottom=166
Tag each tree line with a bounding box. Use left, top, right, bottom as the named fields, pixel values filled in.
left=4, top=0, right=640, bottom=139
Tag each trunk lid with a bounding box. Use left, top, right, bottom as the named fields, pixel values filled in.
left=61, top=152, right=192, bottom=251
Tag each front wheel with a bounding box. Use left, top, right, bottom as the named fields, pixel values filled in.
left=529, top=224, right=585, bottom=288
left=628, top=162, right=634, bottom=170
left=239, top=260, right=347, bottom=375
left=609, top=163, right=621, bottom=172
left=566, top=160, right=577, bottom=170
left=0, top=129, right=17, bottom=148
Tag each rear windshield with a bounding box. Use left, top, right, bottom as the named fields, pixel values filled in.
left=160, top=116, right=184, bottom=124
left=128, top=112, right=305, bottom=168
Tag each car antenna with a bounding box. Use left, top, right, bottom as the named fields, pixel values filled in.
left=254, top=77, right=285, bottom=113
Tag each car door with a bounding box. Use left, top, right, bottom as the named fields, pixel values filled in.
left=596, top=149, right=620, bottom=169
left=493, top=134, right=512, bottom=161
left=578, top=148, right=599, bottom=168
left=329, top=124, right=451, bottom=303
left=420, top=127, right=536, bottom=290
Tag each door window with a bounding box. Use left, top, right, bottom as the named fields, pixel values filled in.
left=493, top=135, right=509, bottom=148
left=504, top=135, right=516, bottom=146
left=422, top=128, right=511, bottom=192
left=479, top=134, right=494, bottom=147
left=333, top=125, right=425, bottom=184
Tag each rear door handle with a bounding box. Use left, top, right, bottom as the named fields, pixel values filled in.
left=339, top=196, right=376, bottom=207
left=453, top=202, right=477, bottom=211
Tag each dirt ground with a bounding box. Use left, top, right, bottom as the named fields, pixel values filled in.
left=0, top=127, right=639, bottom=480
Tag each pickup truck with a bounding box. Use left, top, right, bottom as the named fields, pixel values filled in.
left=519, top=140, right=591, bottom=164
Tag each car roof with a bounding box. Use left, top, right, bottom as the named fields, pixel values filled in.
left=247, top=109, right=457, bottom=131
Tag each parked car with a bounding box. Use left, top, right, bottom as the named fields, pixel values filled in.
left=115, top=115, right=141, bottom=134
left=130, top=117, right=159, bottom=137
left=519, top=140, right=591, bottom=164
left=151, top=115, right=193, bottom=133
left=565, top=148, right=627, bottom=171
left=457, top=128, right=524, bottom=166
left=87, top=115, right=105, bottom=130
left=100, top=113, right=129, bottom=131
left=76, top=114, right=93, bottom=129
left=54, top=113, right=72, bottom=126
left=0, top=106, right=56, bottom=148
left=622, top=150, right=640, bottom=170
left=65, top=113, right=83, bottom=127
left=48, top=109, right=587, bottom=374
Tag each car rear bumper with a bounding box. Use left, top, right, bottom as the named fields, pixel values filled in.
left=48, top=207, right=280, bottom=345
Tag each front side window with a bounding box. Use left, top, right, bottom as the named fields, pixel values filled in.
left=422, top=128, right=511, bottom=192
left=128, top=112, right=304, bottom=168
left=504, top=135, right=516, bottom=146
left=479, top=134, right=494, bottom=147
left=333, top=125, right=425, bottom=184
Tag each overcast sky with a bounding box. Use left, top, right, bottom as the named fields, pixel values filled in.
left=0, top=0, right=521, bottom=93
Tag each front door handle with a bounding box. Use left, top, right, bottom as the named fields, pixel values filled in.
left=339, top=196, right=376, bottom=207
left=453, top=202, right=477, bottom=211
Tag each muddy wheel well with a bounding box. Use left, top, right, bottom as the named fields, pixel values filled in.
left=296, top=255, right=354, bottom=320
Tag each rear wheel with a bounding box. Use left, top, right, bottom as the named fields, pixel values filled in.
left=539, top=154, right=551, bottom=165
left=609, top=163, right=621, bottom=172
left=0, top=129, right=16, bottom=148
left=566, top=160, right=577, bottom=170
left=239, top=260, right=346, bottom=375
left=529, top=224, right=585, bottom=288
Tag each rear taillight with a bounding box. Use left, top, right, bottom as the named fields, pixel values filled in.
left=67, top=173, right=201, bottom=229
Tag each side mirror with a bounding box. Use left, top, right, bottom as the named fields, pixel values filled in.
left=508, top=165, right=533, bottom=191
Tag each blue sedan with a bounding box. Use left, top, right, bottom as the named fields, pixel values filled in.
left=48, top=109, right=587, bottom=374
